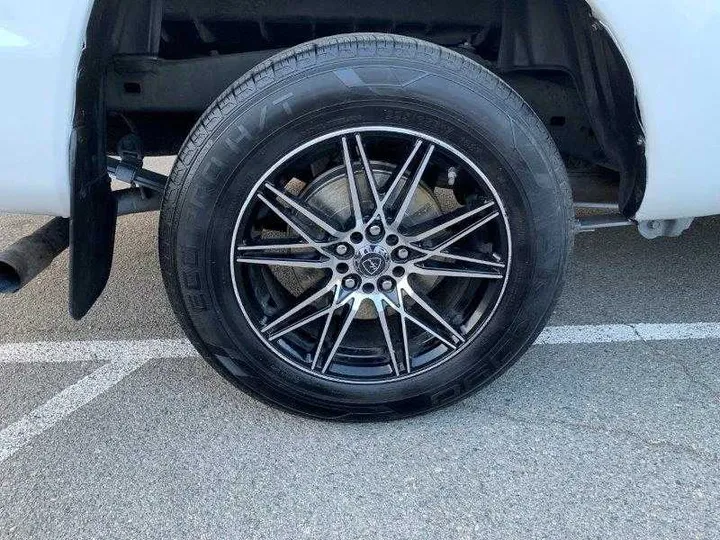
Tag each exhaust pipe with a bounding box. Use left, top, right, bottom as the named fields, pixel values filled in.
left=0, top=187, right=162, bottom=294
left=0, top=217, right=69, bottom=293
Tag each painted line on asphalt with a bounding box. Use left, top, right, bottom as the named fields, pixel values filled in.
left=3, top=323, right=720, bottom=365
left=535, top=322, right=720, bottom=345
left=1, top=322, right=720, bottom=464
left=0, top=340, right=197, bottom=464
left=0, top=339, right=196, bottom=364
left=0, top=357, right=148, bottom=463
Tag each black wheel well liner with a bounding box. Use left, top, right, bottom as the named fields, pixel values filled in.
left=70, top=0, right=644, bottom=319
left=497, top=0, right=645, bottom=217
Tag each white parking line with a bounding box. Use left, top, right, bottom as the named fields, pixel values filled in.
left=0, top=357, right=148, bottom=463
left=1, top=322, right=719, bottom=464
left=0, top=339, right=196, bottom=364
left=0, top=340, right=197, bottom=464
left=535, top=322, right=720, bottom=344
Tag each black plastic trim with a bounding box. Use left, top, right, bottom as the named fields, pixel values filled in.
left=69, top=0, right=163, bottom=319
left=498, top=0, right=645, bottom=216
left=69, top=2, right=118, bottom=320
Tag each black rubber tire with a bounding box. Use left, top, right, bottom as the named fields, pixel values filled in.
left=159, top=33, right=574, bottom=421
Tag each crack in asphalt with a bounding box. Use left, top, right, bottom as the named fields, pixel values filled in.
left=475, top=324, right=720, bottom=465
left=481, top=406, right=719, bottom=464
left=628, top=323, right=720, bottom=399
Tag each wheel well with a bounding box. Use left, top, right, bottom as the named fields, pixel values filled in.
left=71, top=0, right=644, bottom=317
left=101, top=0, right=643, bottom=216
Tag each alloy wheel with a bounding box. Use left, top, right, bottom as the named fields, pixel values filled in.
left=231, top=127, right=512, bottom=384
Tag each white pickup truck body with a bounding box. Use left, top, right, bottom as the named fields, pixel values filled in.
left=0, top=0, right=718, bottom=220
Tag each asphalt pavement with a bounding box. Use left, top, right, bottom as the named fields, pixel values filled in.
left=0, top=158, right=718, bottom=539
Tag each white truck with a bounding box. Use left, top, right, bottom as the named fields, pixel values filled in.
left=0, top=0, right=717, bottom=419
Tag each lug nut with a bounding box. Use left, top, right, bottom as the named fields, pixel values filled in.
left=380, top=279, right=394, bottom=292
left=368, top=224, right=382, bottom=236
left=343, top=277, right=357, bottom=289
left=397, top=248, right=409, bottom=260
left=335, top=244, right=348, bottom=256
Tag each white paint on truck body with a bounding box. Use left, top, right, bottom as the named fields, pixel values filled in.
left=587, top=0, right=720, bottom=220
left=0, top=0, right=96, bottom=217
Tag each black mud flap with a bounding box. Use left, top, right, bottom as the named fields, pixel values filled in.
left=68, top=2, right=120, bottom=320
left=68, top=125, right=117, bottom=320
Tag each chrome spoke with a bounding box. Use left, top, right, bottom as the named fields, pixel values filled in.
left=405, top=201, right=496, bottom=243
left=355, top=134, right=383, bottom=219
left=381, top=139, right=423, bottom=208
left=269, top=293, right=353, bottom=342
left=396, top=290, right=412, bottom=373
left=264, top=183, right=343, bottom=238
left=410, top=265, right=504, bottom=279
left=237, top=241, right=316, bottom=252
left=375, top=298, right=400, bottom=376
left=384, top=293, right=456, bottom=350
left=236, top=255, right=330, bottom=269
left=311, top=286, right=343, bottom=370
left=431, top=211, right=500, bottom=253
left=402, top=286, right=465, bottom=344
left=262, top=282, right=337, bottom=334
left=404, top=310, right=457, bottom=350
left=268, top=304, right=336, bottom=341
left=392, top=144, right=435, bottom=226
left=321, top=298, right=361, bottom=374
left=342, top=136, right=364, bottom=228
left=418, top=250, right=505, bottom=269
left=257, top=193, right=323, bottom=246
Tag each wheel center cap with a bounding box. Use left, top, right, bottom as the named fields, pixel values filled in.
left=354, top=245, right=390, bottom=277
